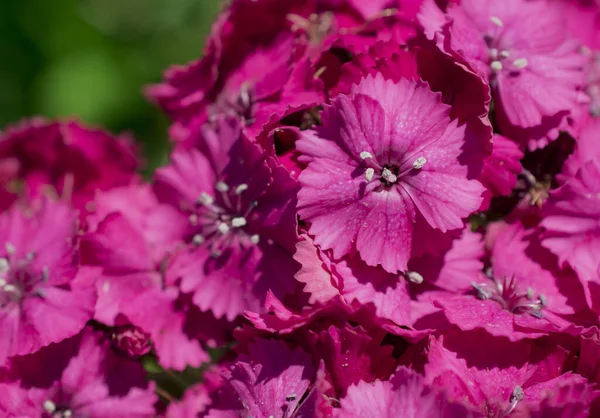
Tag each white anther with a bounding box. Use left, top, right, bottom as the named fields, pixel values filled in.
left=198, top=192, right=214, bottom=206
left=490, top=16, right=503, bottom=27
left=539, top=294, right=548, bottom=307
left=250, top=234, right=260, bottom=244
left=513, top=58, right=528, bottom=69
left=412, top=157, right=427, bottom=169
left=102, top=281, right=110, bottom=293
left=217, top=223, right=230, bottom=234
left=216, top=181, right=229, bottom=192
left=511, top=386, right=524, bottom=402
left=489, top=48, right=498, bottom=60
left=63, top=410, right=73, bottom=418
left=0, top=257, right=8, bottom=273
left=500, top=50, right=510, bottom=58
left=231, top=217, right=247, bottom=228
left=5, top=243, right=15, bottom=255
left=406, top=271, right=424, bottom=284
left=286, top=394, right=297, bottom=401
left=43, top=400, right=56, bottom=413
left=189, top=214, right=198, bottom=225
left=490, top=61, right=503, bottom=72
left=360, top=151, right=373, bottom=160
left=192, top=234, right=205, bottom=245
left=0, top=278, right=6, bottom=287
left=381, top=168, right=397, bottom=183
left=235, top=184, right=249, bottom=195
left=365, top=168, right=375, bottom=182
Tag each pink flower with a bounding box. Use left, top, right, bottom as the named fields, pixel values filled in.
left=0, top=119, right=140, bottom=213
left=334, top=366, right=472, bottom=418
left=420, top=0, right=588, bottom=149
left=0, top=329, right=156, bottom=417
left=110, top=324, right=152, bottom=358
left=479, top=134, right=524, bottom=210
left=541, top=159, right=600, bottom=312
left=0, top=200, right=96, bottom=364
left=433, top=222, right=587, bottom=341
left=297, top=74, right=486, bottom=273
left=204, top=339, right=316, bottom=417
left=154, top=117, right=299, bottom=320
left=424, top=330, right=597, bottom=416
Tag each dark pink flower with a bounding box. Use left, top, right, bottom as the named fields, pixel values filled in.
left=204, top=339, right=316, bottom=417
left=421, top=0, right=588, bottom=150
left=0, top=329, right=156, bottom=417
left=433, top=222, right=587, bottom=341
left=297, top=74, right=486, bottom=273
left=0, top=200, right=96, bottom=364
left=542, top=159, right=600, bottom=312
left=154, top=117, right=299, bottom=320
left=0, top=119, right=140, bottom=213
left=110, top=324, right=152, bottom=358
left=334, top=366, right=472, bottom=418
left=424, top=330, right=596, bottom=417
left=479, top=134, right=524, bottom=210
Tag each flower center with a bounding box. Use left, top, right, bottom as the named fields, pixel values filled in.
left=189, top=181, right=260, bottom=257
left=484, top=16, right=528, bottom=75
left=471, top=270, right=546, bottom=318
left=0, top=244, right=48, bottom=308
left=288, top=12, right=335, bottom=46
left=361, top=151, right=426, bottom=187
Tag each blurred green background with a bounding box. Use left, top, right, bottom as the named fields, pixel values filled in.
left=0, top=0, right=222, bottom=170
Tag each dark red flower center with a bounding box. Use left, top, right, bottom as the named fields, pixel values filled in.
left=0, top=246, right=47, bottom=307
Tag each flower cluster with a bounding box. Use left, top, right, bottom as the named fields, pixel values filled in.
left=2, top=0, right=600, bottom=417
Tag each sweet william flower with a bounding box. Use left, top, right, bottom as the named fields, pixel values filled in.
left=0, top=119, right=140, bottom=213
left=0, top=328, right=156, bottom=418
left=420, top=0, right=588, bottom=150
left=297, top=73, right=486, bottom=273
left=334, top=366, right=473, bottom=418
left=0, top=199, right=96, bottom=365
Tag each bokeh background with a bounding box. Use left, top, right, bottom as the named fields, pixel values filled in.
left=0, top=0, right=222, bottom=171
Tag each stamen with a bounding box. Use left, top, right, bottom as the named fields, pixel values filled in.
left=381, top=168, right=397, bottom=184
left=490, top=16, right=503, bottom=27
left=360, top=151, right=373, bottom=160
left=490, top=61, right=503, bottom=72
left=43, top=400, right=56, bottom=413
left=197, top=192, right=214, bottom=206
left=406, top=271, right=424, bottom=284
left=513, top=58, right=528, bottom=69
left=538, top=294, right=547, bottom=307
left=504, top=386, right=525, bottom=415
left=365, top=168, right=375, bottom=182
left=217, top=223, right=230, bottom=234
left=0, top=257, right=8, bottom=273
left=3, top=284, right=17, bottom=293
left=231, top=217, right=247, bottom=228
left=5, top=243, right=15, bottom=255
left=489, top=48, right=499, bottom=60
left=472, top=282, right=490, bottom=300
left=250, top=234, right=260, bottom=244
left=192, top=234, right=205, bottom=245
left=286, top=394, right=297, bottom=401
left=412, top=157, right=427, bottom=170
left=500, top=50, right=510, bottom=59
left=0, top=278, right=6, bottom=287
left=63, top=410, right=73, bottom=418
left=235, top=184, right=248, bottom=195
left=102, top=281, right=110, bottom=293
left=189, top=214, right=198, bottom=226
left=215, top=181, right=229, bottom=193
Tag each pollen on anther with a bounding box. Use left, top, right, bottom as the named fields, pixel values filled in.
left=513, top=58, right=528, bottom=69
left=365, top=168, right=375, bottom=182
left=381, top=168, right=397, bottom=183
left=489, top=16, right=503, bottom=27
left=231, top=217, right=247, bottom=228
left=360, top=151, right=373, bottom=160
left=500, top=50, right=510, bottom=58
left=235, top=184, right=249, bottom=195
left=216, top=181, right=229, bottom=193
left=413, top=157, right=427, bottom=169
left=43, top=400, right=56, bottom=413
left=0, top=257, right=8, bottom=273
left=490, top=61, right=503, bottom=72
left=5, top=243, right=15, bottom=255
left=217, top=223, right=230, bottom=234
left=250, top=234, right=260, bottom=244
left=0, top=278, right=6, bottom=287
left=193, top=234, right=205, bottom=245
left=406, top=271, right=424, bottom=284
left=198, top=192, right=214, bottom=206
